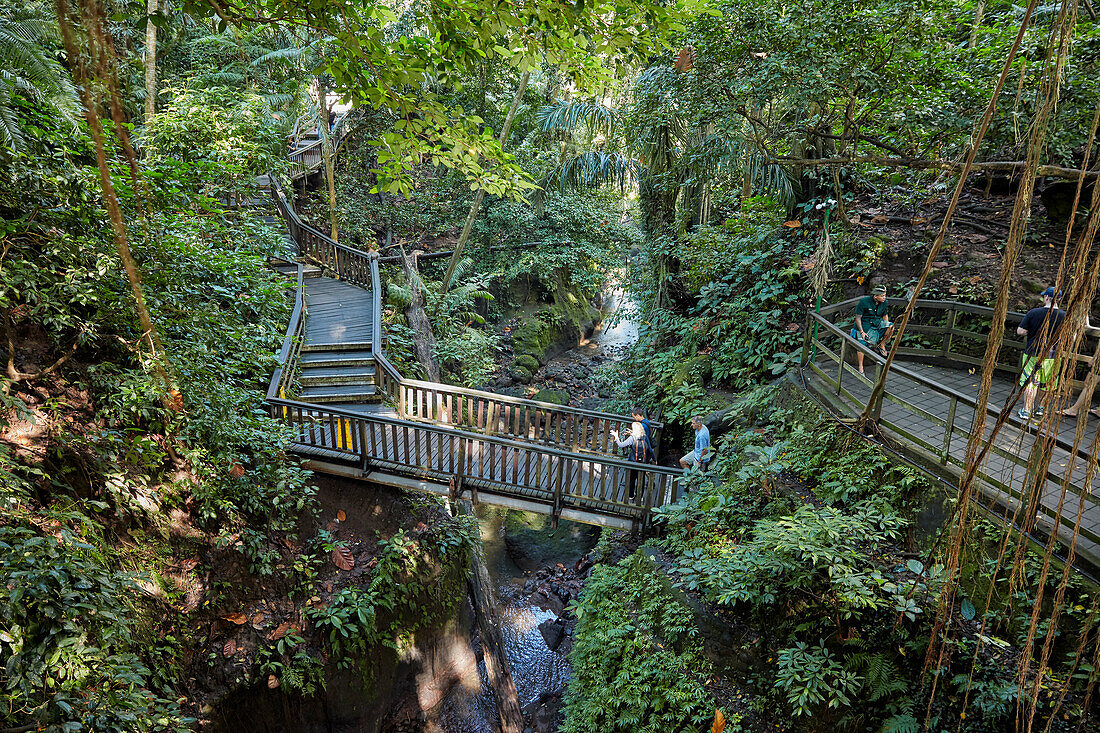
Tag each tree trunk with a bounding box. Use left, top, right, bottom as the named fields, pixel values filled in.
left=319, top=83, right=339, bottom=241
left=969, top=0, right=986, bottom=48
left=400, top=247, right=441, bottom=382
left=144, top=0, right=157, bottom=122
left=56, top=0, right=171, bottom=395
left=440, top=71, right=530, bottom=294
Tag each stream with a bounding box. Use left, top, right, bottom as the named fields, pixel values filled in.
left=438, top=286, right=640, bottom=733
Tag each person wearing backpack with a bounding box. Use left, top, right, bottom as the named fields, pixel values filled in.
left=632, top=406, right=655, bottom=459
left=612, top=420, right=654, bottom=500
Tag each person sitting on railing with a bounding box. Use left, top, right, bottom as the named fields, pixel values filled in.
left=850, top=285, right=895, bottom=375
left=612, top=421, right=654, bottom=499
left=1016, top=286, right=1066, bottom=421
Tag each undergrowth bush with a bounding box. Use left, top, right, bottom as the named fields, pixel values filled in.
left=562, top=551, right=720, bottom=733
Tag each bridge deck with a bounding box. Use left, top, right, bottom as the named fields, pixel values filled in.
left=804, top=352, right=1100, bottom=575
left=303, top=277, right=374, bottom=348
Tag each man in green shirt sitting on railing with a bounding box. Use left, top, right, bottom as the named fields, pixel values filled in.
left=850, top=285, right=895, bottom=375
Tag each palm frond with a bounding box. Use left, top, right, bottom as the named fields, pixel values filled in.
left=544, top=151, right=637, bottom=192
left=0, top=12, right=79, bottom=151
left=537, top=100, right=620, bottom=137
left=743, top=149, right=796, bottom=208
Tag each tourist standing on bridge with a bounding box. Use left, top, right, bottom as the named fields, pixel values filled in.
left=850, top=285, right=895, bottom=375
left=1016, top=286, right=1067, bottom=421
left=612, top=421, right=654, bottom=499
left=632, top=406, right=655, bottom=459
left=679, top=416, right=711, bottom=472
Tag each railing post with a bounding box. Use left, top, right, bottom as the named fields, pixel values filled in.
left=871, top=361, right=884, bottom=421
left=941, top=396, right=957, bottom=465
left=801, top=314, right=814, bottom=365
left=551, top=457, right=564, bottom=530
left=941, top=307, right=957, bottom=358
left=837, top=338, right=848, bottom=395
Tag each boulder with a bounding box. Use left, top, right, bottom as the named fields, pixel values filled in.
left=510, top=365, right=534, bottom=384
left=533, top=389, right=569, bottom=405
left=515, top=354, right=541, bottom=372
left=538, top=619, right=565, bottom=651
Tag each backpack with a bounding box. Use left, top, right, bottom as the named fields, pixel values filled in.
left=632, top=429, right=655, bottom=464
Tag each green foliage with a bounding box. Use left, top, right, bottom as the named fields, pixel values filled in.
left=562, top=551, right=714, bottom=733
left=178, top=0, right=695, bottom=197
left=0, top=521, right=192, bottom=732
left=304, top=518, right=477, bottom=685
left=389, top=256, right=500, bottom=386
left=0, top=54, right=316, bottom=730
left=140, top=86, right=287, bottom=200
left=674, top=504, right=909, bottom=617
left=774, top=641, right=860, bottom=717
left=0, top=5, right=77, bottom=154
left=623, top=197, right=808, bottom=418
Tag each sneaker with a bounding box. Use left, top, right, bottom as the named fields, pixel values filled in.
left=1017, top=408, right=1031, bottom=420
left=1034, top=406, right=1045, bottom=417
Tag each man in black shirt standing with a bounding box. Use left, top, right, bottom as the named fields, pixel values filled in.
left=1015, top=286, right=1067, bottom=420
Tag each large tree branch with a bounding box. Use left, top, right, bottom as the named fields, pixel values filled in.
left=774, top=155, right=1100, bottom=181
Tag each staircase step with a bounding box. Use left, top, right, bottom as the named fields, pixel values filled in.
left=300, top=365, right=376, bottom=387
left=299, top=384, right=380, bottom=403
left=302, top=341, right=373, bottom=353
left=302, top=266, right=323, bottom=279
left=299, top=349, right=375, bottom=368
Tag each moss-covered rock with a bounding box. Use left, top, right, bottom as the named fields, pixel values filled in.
left=511, top=314, right=552, bottom=359
left=515, top=354, right=541, bottom=372
left=510, top=365, right=534, bottom=384
left=534, top=389, right=570, bottom=405
left=669, top=354, right=713, bottom=391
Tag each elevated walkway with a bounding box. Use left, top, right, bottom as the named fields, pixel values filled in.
left=801, top=298, right=1100, bottom=578
left=262, top=162, right=680, bottom=530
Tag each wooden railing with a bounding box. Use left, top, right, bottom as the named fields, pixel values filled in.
left=266, top=263, right=306, bottom=402
left=372, top=351, right=662, bottom=456
left=801, top=298, right=1100, bottom=553
left=267, top=397, right=684, bottom=526
left=271, top=177, right=373, bottom=289
left=288, top=113, right=349, bottom=180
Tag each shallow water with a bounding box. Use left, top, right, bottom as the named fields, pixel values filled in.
left=436, top=510, right=576, bottom=732
left=438, top=287, right=637, bottom=732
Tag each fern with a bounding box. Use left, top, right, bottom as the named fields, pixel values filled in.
left=537, top=100, right=621, bottom=137
left=0, top=8, right=78, bottom=152
left=881, top=713, right=919, bottom=733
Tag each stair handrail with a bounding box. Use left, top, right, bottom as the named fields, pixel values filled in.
left=288, top=112, right=350, bottom=180
left=268, top=136, right=663, bottom=460
left=266, top=261, right=307, bottom=403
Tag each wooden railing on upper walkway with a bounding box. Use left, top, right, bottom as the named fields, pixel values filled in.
left=801, top=298, right=1100, bottom=558
left=264, top=169, right=673, bottom=525
left=288, top=113, right=349, bottom=181
left=271, top=177, right=372, bottom=289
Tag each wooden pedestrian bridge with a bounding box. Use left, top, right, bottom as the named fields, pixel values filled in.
left=263, top=141, right=683, bottom=530
left=802, top=299, right=1100, bottom=577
